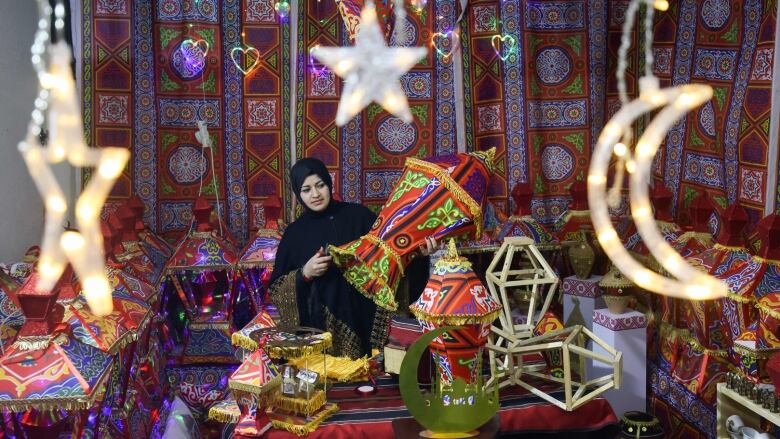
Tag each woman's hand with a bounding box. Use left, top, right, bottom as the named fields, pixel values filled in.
left=418, top=236, right=440, bottom=257
left=302, top=247, right=332, bottom=279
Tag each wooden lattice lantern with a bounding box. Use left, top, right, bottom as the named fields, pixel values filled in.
left=484, top=236, right=558, bottom=340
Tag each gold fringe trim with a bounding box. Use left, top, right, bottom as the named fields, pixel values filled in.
left=725, top=291, right=754, bottom=304
left=270, top=403, right=339, bottom=437
left=757, top=301, right=780, bottom=320
left=273, top=390, right=326, bottom=416
left=229, top=375, right=282, bottom=397
left=208, top=403, right=240, bottom=424
left=287, top=354, right=370, bottom=383
left=239, top=261, right=274, bottom=269
left=686, top=338, right=728, bottom=357
left=732, top=342, right=780, bottom=359
left=189, top=321, right=231, bottom=330
left=232, top=332, right=259, bottom=351
left=328, top=244, right=399, bottom=312
left=267, top=333, right=333, bottom=360
left=408, top=308, right=501, bottom=326
left=714, top=243, right=745, bottom=252
left=677, top=231, right=712, bottom=244
left=364, top=234, right=405, bottom=276
left=12, top=336, right=53, bottom=351
left=753, top=255, right=780, bottom=267
left=658, top=322, right=691, bottom=343
left=406, top=158, right=483, bottom=240
left=0, top=363, right=113, bottom=412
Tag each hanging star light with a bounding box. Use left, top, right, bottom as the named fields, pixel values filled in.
left=310, top=1, right=427, bottom=126
left=587, top=0, right=726, bottom=300
left=18, top=3, right=129, bottom=317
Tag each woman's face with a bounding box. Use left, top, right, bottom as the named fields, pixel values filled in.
left=299, top=174, right=331, bottom=212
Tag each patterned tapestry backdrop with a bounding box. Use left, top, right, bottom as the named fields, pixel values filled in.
left=82, top=0, right=776, bottom=245
left=650, top=0, right=776, bottom=225
left=460, top=0, right=607, bottom=221
left=296, top=0, right=459, bottom=213
left=83, top=0, right=290, bottom=243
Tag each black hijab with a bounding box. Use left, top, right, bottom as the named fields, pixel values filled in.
left=290, top=158, right=333, bottom=206
left=269, top=159, right=379, bottom=355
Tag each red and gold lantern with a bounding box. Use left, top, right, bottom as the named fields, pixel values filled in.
left=410, top=240, right=502, bottom=390
left=331, top=150, right=495, bottom=311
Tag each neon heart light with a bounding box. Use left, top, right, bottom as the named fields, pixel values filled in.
left=431, top=29, right=460, bottom=61
left=274, top=1, right=290, bottom=20
left=230, top=45, right=260, bottom=75
left=180, top=38, right=209, bottom=71
left=308, top=45, right=328, bottom=77
left=491, top=34, right=516, bottom=62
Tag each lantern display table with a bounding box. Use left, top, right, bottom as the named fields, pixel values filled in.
left=591, top=308, right=647, bottom=417
left=392, top=414, right=500, bottom=438
left=260, top=376, right=618, bottom=439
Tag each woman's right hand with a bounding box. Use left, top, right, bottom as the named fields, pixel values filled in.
left=302, top=247, right=332, bottom=279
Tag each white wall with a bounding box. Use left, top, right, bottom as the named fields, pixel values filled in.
left=0, top=1, right=48, bottom=262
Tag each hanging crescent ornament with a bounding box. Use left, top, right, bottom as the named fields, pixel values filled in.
left=490, top=34, right=516, bottom=62
left=230, top=45, right=260, bottom=75
left=588, top=82, right=726, bottom=300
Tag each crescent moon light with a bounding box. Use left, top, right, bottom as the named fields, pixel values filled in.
left=587, top=0, right=727, bottom=301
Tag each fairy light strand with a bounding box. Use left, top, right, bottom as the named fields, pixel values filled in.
left=19, top=0, right=129, bottom=316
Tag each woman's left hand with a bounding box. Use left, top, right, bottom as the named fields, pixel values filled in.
left=418, top=236, right=440, bottom=257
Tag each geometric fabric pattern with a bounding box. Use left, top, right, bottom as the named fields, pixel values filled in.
left=460, top=0, right=607, bottom=222
left=649, top=0, right=775, bottom=223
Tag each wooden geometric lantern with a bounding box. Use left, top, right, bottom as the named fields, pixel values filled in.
left=486, top=325, right=622, bottom=411
left=484, top=236, right=622, bottom=411
left=485, top=237, right=559, bottom=340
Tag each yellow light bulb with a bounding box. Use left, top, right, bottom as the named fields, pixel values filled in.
left=77, top=202, right=98, bottom=221
left=335, top=60, right=353, bottom=76
left=588, top=175, right=607, bottom=185
left=633, top=206, right=651, bottom=219
left=38, top=258, right=63, bottom=280
left=625, top=159, right=637, bottom=174
left=49, top=144, right=66, bottom=162
left=82, top=275, right=113, bottom=317
left=61, top=231, right=85, bottom=251
left=614, top=142, right=628, bottom=157
left=599, top=229, right=618, bottom=244
left=46, top=196, right=67, bottom=213
left=633, top=269, right=652, bottom=286
left=603, top=123, right=622, bottom=138
left=98, top=158, right=124, bottom=178
left=684, top=284, right=709, bottom=300
left=654, top=0, right=669, bottom=12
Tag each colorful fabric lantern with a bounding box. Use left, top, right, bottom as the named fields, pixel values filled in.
left=0, top=277, right=114, bottom=412
left=495, top=183, right=558, bottom=248
left=673, top=194, right=715, bottom=257
left=163, top=196, right=241, bottom=364
left=331, top=149, right=495, bottom=311
left=229, top=348, right=281, bottom=437
left=238, top=196, right=284, bottom=315
left=410, top=240, right=502, bottom=389
left=0, top=279, right=22, bottom=351
left=334, top=0, right=394, bottom=42
left=555, top=180, right=593, bottom=242
left=232, top=310, right=277, bottom=351
left=127, top=195, right=173, bottom=259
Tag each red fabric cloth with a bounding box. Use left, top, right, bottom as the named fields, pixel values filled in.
left=265, top=381, right=617, bottom=438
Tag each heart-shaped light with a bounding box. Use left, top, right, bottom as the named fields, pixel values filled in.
left=308, top=45, right=328, bottom=77
left=230, top=46, right=260, bottom=75
left=180, top=38, right=209, bottom=70
left=431, top=29, right=460, bottom=61
left=274, top=1, right=290, bottom=20
left=491, top=34, right=516, bottom=62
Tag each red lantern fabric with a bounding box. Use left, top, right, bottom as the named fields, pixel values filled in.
left=331, top=150, right=495, bottom=311
left=410, top=240, right=501, bottom=386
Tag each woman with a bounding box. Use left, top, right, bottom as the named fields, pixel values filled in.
left=268, top=158, right=436, bottom=358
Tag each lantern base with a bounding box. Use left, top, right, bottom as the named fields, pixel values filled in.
left=419, top=430, right=479, bottom=438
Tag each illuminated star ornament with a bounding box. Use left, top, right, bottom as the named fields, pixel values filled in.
left=310, top=1, right=427, bottom=126
left=19, top=39, right=129, bottom=317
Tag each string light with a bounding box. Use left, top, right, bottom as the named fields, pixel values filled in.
left=587, top=0, right=726, bottom=301
left=230, top=45, right=260, bottom=75
left=19, top=1, right=129, bottom=316
left=431, top=29, right=460, bottom=62
left=274, top=1, right=290, bottom=21
left=491, top=34, right=517, bottom=62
